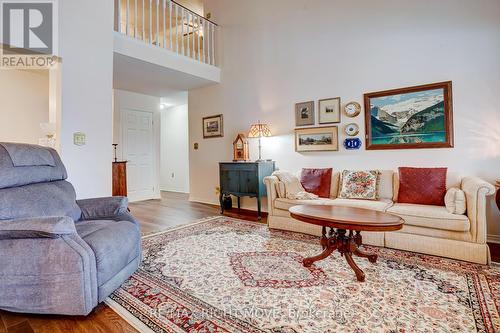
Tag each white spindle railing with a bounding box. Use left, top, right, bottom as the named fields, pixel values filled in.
left=114, top=0, right=218, bottom=67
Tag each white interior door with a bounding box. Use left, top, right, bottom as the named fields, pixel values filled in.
left=122, top=109, right=155, bottom=202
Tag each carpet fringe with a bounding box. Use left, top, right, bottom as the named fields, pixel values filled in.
left=141, top=216, right=222, bottom=239
left=105, top=298, right=157, bottom=333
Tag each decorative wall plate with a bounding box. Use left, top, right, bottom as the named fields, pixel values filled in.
left=343, top=138, right=362, bottom=150
left=344, top=123, right=359, bottom=136
left=344, top=101, right=361, bottom=117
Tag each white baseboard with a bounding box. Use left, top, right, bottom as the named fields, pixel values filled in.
left=188, top=196, right=219, bottom=206
left=188, top=196, right=270, bottom=213
left=488, top=234, right=500, bottom=244
left=160, top=188, right=189, bottom=194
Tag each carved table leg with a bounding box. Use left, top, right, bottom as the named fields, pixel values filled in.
left=302, top=228, right=376, bottom=282
left=353, top=231, right=377, bottom=263
left=354, top=248, right=378, bottom=263
left=303, top=240, right=337, bottom=267
left=345, top=252, right=366, bottom=282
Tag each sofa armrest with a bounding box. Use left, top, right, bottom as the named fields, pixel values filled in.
left=77, top=196, right=128, bottom=220
left=0, top=216, right=76, bottom=239
left=264, top=176, right=279, bottom=218
left=461, top=177, right=496, bottom=243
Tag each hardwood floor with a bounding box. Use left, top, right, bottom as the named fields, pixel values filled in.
left=0, top=191, right=496, bottom=332
left=0, top=192, right=263, bottom=333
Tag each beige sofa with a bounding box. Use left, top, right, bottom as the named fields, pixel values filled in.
left=264, top=170, right=496, bottom=264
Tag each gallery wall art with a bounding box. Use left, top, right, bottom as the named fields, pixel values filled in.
left=295, top=101, right=315, bottom=126
left=295, top=126, right=339, bottom=152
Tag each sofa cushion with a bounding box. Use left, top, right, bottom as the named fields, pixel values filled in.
left=393, top=171, right=462, bottom=201
left=444, top=188, right=467, bottom=215
left=76, top=219, right=140, bottom=286
left=274, top=198, right=333, bottom=211
left=387, top=203, right=470, bottom=232
left=276, top=181, right=286, bottom=198
left=394, top=224, right=472, bottom=242
left=330, top=198, right=393, bottom=212
left=330, top=172, right=340, bottom=198
left=338, top=170, right=380, bottom=200
left=300, top=168, right=332, bottom=198
left=397, top=167, right=447, bottom=206
left=378, top=170, right=394, bottom=200
left=274, top=197, right=393, bottom=212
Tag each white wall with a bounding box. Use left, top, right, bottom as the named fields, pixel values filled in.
left=190, top=0, right=500, bottom=233
left=113, top=89, right=162, bottom=200
left=0, top=70, right=49, bottom=144
left=160, top=103, right=190, bottom=193
left=58, top=0, right=114, bottom=199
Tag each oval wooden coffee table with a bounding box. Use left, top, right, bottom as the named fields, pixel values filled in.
left=289, top=205, right=404, bottom=282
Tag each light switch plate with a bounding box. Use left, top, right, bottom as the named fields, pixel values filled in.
left=73, top=132, right=86, bottom=146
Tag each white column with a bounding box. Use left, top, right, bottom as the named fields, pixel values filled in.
left=181, top=8, right=185, bottom=55
left=192, top=15, right=196, bottom=59
left=168, top=0, right=172, bottom=50
left=115, top=0, right=121, bottom=32
left=186, top=12, right=190, bottom=57
left=175, top=4, right=179, bottom=53
left=58, top=0, right=114, bottom=198
left=163, top=0, right=167, bottom=48
left=142, top=0, right=145, bottom=40
left=202, top=18, right=206, bottom=63
left=211, top=23, right=215, bottom=65
left=156, top=0, right=159, bottom=45
left=149, top=0, right=152, bottom=43
left=125, top=0, right=129, bottom=35
left=134, top=0, right=138, bottom=37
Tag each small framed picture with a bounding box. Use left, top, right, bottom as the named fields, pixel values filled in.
left=318, top=97, right=341, bottom=124
left=295, top=126, right=339, bottom=152
left=295, top=101, right=315, bottom=126
left=202, top=114, right=224, bottom=138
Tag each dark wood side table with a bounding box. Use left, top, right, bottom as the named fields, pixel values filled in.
left=112, top=161, right=127, bottom=196
left=219, top=161, right=275, bottom=219
left=290, top=205, right=403, bottom=282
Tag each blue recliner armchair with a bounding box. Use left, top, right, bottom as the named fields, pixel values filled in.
left=0, top=143, right=141, bottom=315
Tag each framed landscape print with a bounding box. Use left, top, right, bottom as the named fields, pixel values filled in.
left=318, top=97, right=341, bottom=124
left=295, top=101, right=315, bottom=126
left=202, top=114, right=224, bottom=138
left=295, top=126, right=338, bottom=152
left=364, top=81, right=453, bottom=150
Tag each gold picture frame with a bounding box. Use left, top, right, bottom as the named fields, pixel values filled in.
left=295, top=126, right=339, bottom=152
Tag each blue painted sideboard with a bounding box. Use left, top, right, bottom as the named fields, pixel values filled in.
left=219, top=161, right=276, bottom=219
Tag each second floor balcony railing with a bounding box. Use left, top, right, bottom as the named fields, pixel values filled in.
left=114, top=0, right=218, bottom=66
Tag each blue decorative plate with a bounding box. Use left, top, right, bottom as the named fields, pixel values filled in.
left=343, top=138, right=362, bottom=150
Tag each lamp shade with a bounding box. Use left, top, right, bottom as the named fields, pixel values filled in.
left=248, top=122, right=272, bottom=138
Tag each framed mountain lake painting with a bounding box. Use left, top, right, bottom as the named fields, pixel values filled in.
left=364, top=81, right=454, bottom=150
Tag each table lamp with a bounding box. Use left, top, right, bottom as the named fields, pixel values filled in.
left=248, top=121, right=272, bottom=161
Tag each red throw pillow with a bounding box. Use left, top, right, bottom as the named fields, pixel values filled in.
left=300, top=168, right=333, bottom=198
left=397, top=167, right=447, bottom=206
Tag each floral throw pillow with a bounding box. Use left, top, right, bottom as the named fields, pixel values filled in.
left=338, top=170, right=380, bottom=200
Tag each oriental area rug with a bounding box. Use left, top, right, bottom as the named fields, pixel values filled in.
left=106, top=216, right=500, bottom=333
